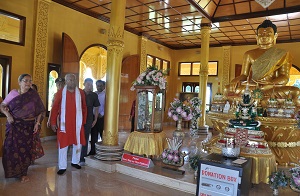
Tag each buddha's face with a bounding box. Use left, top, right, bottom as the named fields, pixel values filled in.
left=256, top=27, right=277, bottom=48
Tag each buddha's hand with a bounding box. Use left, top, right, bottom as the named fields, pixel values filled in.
left=252, top=79, right=270, bottom=85
left=229, top=81, right=239, bottom=92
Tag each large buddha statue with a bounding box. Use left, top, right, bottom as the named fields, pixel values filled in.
left=224, top=20, right=300, bottom=106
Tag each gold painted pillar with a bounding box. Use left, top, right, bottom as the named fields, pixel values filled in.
left=32, top=0, right=51, bottom=137
left=198, top=19, right=211, bottom=131
left=103, top=0, right=126, bottom=146
left=140, top=35, right=148, bottom=73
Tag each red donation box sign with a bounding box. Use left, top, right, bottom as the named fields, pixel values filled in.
left=121, top=153, right=154, bottom=168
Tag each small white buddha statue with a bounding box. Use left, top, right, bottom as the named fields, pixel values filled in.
left=223, top=101, right=230, bottom=113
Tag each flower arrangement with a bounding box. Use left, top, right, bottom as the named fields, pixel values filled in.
left=130, top=65, right=167, bottom=91
left=189, top=97, right=202, bottom=130
left=161, top=137, right=184, bottom=166
left=268, top=170, right=289, bottom=190
left=188, top=154, right=201, bottom=171
left=167, top=98, right=192, bottom=121
left=289, top=164, right=300, bottom=191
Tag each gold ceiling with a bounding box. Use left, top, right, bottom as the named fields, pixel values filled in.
left=53, top=0, right=300, bottom=49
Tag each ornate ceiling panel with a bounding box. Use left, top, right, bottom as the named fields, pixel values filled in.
left=53, top=0, right=300, bottom=49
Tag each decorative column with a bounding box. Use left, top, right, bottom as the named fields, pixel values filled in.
left=198, top=18, right=211, bottom=134
left=140, top=35, right=148, bottom=73
left=32, top=0, right=51, bottom=137
left=222, top=46, right=231, bottom=91
left=94, top=0, right=126, bottom=161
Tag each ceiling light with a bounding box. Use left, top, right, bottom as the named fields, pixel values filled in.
left=255, top=0, right=275, bottom=8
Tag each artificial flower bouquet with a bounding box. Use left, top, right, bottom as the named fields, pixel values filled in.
left=130, top=65, right=167, bottom=91
left=161, top=137, right=184, bottom=166
left=167, top=98, right=193, bottom=121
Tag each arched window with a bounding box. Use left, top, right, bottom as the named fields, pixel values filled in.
left=47, top=63, right=61, bottom=114
left=79, top=45, right=107, bottom=89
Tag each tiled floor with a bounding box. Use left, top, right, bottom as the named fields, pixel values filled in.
left=0, top=125, right=299, bottom=196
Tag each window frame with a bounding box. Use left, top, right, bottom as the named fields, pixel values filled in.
left=0, top=55, right=11, bottom=117
left=178, top=61, right=218, bottom=76
left=0, top=9, right=26, bottom=46
left=146, top=54, right=170, bottom=75
left=182, top=82, right=212, bottom=111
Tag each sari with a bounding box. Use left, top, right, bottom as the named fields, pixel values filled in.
left=2, top=88, right=45, bottom=178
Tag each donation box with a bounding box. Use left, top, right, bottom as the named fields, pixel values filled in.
left=196, top=153, right=252, bottom=196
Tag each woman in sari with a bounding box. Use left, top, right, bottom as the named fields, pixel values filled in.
left=0, top=74, right=45, bottom=183
left=31, top=83, right=45, bottom=163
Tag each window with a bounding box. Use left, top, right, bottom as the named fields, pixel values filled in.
left=0, top=55, right=11, bottom=100
left=0, top=9, right=26, bottom=46
left=178, top=61, right=218, bottom=76
left=47, top=63, right=61, bottom=115
left=146, top=54, right=170, bottom=75
left=182, top=82, right=212, bottom=111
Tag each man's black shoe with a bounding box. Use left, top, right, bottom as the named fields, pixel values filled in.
left=71, top=163, right=81, bottom=169
left=57, top=169, right=66, bottom=175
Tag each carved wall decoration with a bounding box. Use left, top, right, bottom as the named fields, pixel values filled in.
left=108, top=25, right=124, bottom=40
left=140, top=36, right=147, bottom=73
left=222, top=46, right=231, bottom=91
left=33, top=0, right=51, bottom=100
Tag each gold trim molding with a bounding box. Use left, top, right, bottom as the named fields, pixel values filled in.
left=268, top=141, right=300, bottom=148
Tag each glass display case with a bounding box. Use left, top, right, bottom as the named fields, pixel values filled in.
left=135, top=86, right=165, bottom=133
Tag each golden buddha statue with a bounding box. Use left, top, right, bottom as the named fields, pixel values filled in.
left=224, top=20, right=300, bottom=107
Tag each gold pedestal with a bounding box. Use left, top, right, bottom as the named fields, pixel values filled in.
left=211, top=146, right=277, bottom=184
left=207, top=112, right=300, bottom=165
left=124, top=131, right=167, bottom=156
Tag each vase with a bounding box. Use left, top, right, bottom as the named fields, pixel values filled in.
left=173, top=117, right=185, bottom=139
left=194, top=169, right=198, bottom=179
left=272, top=188, right=279, bottom=195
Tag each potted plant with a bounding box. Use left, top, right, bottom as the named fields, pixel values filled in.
left=268, top=170, right=289, bottom=195
left=289, top=164, right=300, bottom=192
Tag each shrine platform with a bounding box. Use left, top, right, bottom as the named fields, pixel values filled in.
left=85, top=155, right=197, bottom=194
